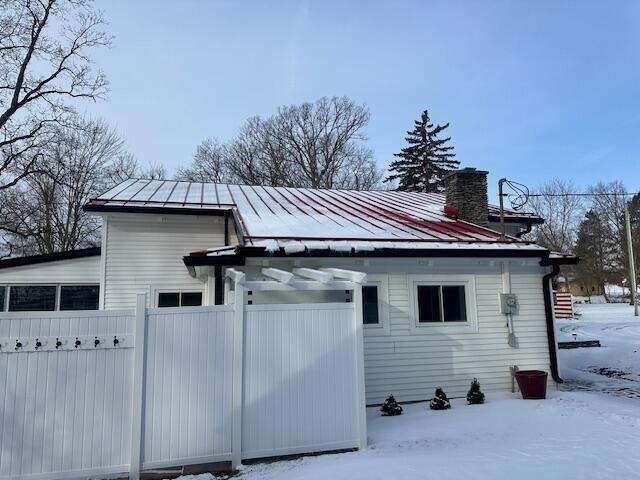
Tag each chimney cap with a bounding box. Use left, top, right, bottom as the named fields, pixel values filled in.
left=443, top=167, right=489, bottom=179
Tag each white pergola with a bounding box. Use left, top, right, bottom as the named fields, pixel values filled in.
left=226, top=266, right=367, bottom=291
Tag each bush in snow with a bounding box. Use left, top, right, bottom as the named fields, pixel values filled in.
left=380, top=395, right=403, bottom=416
left=429, top=387, right=451, bottom=410
left=466, top=378, right=485, bottom=405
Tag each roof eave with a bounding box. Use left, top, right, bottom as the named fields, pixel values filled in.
left=183, top=244, right=559, bottom=268
left=83, top=203, right=233, bottom=217
left=487, top=214, right=545, bottom=225
left=0, top=247, right=101, bottom=270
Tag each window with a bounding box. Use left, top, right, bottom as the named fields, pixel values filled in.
left=409, top=275, right=476, bottom=333
left=417, top=286, right=440, bottom=322
left=181, top=292, right=203, bottom=306
left=60, top=285, right=99, bottom=311
left=417, top=285, right=466, bottom=323
left=9, top=285, right=57, bottom=312
left=362, top=285, right=379, bottom=324
left=442, top=286, right=467, bottom=322
left=360, top=276, right=389, bottom=334
left=157, top=291, right=203, bottom=308
left=0, top=286, right=5, bottom=311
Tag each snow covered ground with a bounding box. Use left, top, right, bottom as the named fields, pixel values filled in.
left=174, top=303, right=640, bottom=480
left=558, top=302, right=640, bottom=399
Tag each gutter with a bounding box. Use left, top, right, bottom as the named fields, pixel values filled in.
left=184, top=245, right=551, bottom=267
left=83, top=204, right=232, bottom=217
left=514, top=221, right=534, bottom=239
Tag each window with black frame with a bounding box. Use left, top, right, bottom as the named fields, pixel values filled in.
left=8, top=285, right=57, bottom=312
left=417, top=285, right=467, bottom=323
left=0, top=286, right=5, bottom=311
left=158, top=291, right=203, bottom=308
left=60, top=285, right=99, bottom=311
left=362, top=285, right=379, bottom=325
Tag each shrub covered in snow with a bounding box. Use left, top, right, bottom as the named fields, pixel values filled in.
left=380, top=395, right=403, bottom=416
left=466, top=378, right=485, bottom=405
left=429, top=387, right=451, bottom=410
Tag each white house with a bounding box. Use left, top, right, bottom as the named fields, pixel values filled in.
left=0, top=168, right=575, bottom=405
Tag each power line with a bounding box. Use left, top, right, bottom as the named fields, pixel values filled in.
left=525, top=192, right=638, bottom=197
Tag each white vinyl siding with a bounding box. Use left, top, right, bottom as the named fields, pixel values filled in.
left=102, top=214, right=234, bottom=310
left=363, top=268, right=550, bottom=404
left=0, top=255, right=100, bottom=285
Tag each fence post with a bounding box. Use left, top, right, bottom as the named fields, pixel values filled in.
left=130, top=293, right=147, bottom=480
left=352, top=284, right=367, bottom=449
left=231, top=279, right=245, bottom=469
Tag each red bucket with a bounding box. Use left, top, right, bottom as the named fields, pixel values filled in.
left=515, top=370, right=548, bottom=399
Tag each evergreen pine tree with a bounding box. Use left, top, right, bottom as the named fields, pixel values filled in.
left=386, top=110, right=458, bottom=192
left=429, top=387, right=451, bottom=410
left=466, top=378, right=485, bottom=405
left=380, top=395, right=403, bottom=416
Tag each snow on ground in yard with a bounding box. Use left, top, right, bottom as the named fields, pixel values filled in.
left=175, top=303, right=640, bottom=480
left=557, top=302, right=640, bottom=399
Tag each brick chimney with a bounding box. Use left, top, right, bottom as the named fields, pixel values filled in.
left=443, top=168, right=489, bottom=226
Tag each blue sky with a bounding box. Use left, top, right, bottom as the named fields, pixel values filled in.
left=91, top=0, right=640, bottom=201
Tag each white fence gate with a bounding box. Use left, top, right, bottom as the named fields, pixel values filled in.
left=242, top=303, right=359, bottom=459
left=0, top=296, right=364, bottom=479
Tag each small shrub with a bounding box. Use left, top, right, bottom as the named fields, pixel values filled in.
left=380, top=394, right=403, bottom=416
left=429, top=387, right=451, bottom=410
left=466, top=378, right=485, bottom=405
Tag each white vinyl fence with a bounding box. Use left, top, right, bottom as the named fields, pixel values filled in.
left=0, top=295, right=364, bottom=480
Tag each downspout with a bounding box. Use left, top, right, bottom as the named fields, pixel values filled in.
left=542, top=263, right=563, bottom=383
left=213, top=215, right=230, bottom=304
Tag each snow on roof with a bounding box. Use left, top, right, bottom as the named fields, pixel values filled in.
left=88, top=179, right=545, bottom=254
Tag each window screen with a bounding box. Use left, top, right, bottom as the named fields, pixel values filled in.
left=417, top=285, right=441, bottom=322
left=60, top=285, right=99, bottom=311
left=362, top=285, right=379, bottom=324
left=9, top=285, right=56, bottom=312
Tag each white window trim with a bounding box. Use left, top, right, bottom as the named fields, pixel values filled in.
left=408, top=274, right=478, bottom=334
left=151, top=285, right=206, bottom=308
left=362, top=274, right=390, bottom=335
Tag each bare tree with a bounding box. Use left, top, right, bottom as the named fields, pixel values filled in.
left=176, top=137, right=230, bottom=183
left=0, top=118, right=135, bottom=257
left=181, top=97, right=383, bottom=190
left=272, top=97, right=380, bottom=189
left=140, top=161, right=166, bottom=180
left=226, top=116, right=298, bottom=186
left=528, top=179, right=585, bottom=252
left=587, top=181, right=631, bottom=282
left=0, top=0, right=110, bottom=190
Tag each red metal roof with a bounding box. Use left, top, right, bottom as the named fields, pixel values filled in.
left=88, top=179, right=543, bottom=251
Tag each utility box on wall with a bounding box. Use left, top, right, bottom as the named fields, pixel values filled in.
left=500, top=293, right=518, bottom=315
